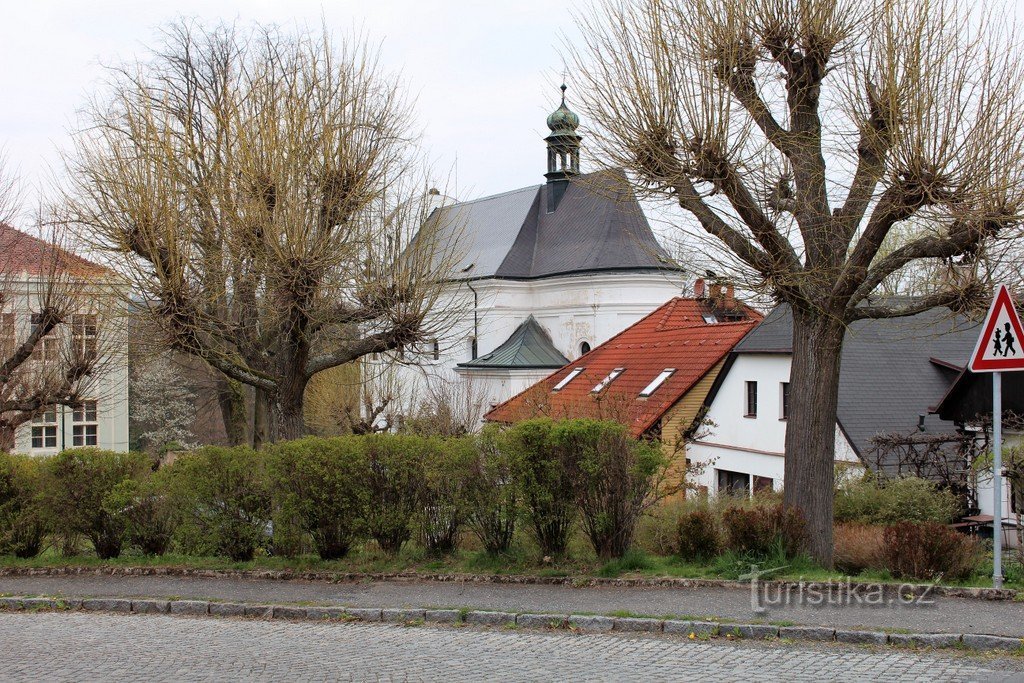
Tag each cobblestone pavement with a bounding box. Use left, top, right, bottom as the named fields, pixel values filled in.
left=3, top=612, right=1024, bottom=682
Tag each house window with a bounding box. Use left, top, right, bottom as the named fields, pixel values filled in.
left=640, top=369, right=676, bottom=398
left=431, top=339, right=440, bottom=361
left=29, top=313, right=58, bottom=362
left=72, top=400, right=98, bottom=447
left=753, top=475, right=774, bottom=494
left=579, top=341, right=591, bottom=356
left=72, top=314, right=98, bottom=360
left=717, top=469, right=750, bottom=497
left=744, top=381, right=758, bottom=417
left=591, top=368, right=625, bottom=393
left=780, top=382, right=790, bottom=420
left=31, top=407, right=58, bottom=449
left=0, top=313, right=14, bottom=357
left=553, top=367, right=585, bottom=392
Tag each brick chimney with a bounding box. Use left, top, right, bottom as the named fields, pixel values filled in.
left=694, top=278, right=706, bottom=299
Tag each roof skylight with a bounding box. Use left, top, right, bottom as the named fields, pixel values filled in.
left=553, top=367, right=585, bottom=391
left=639, top=369, right=676, bottom=397
left=591, top=368, right=625, bottom=393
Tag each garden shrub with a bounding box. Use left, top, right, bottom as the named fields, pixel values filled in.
left=0, top=453, right=47, bottom=558
left=835, top=475, right=961, bottom=526
left=465, top=426, right=520, bottom=554
left=833, top=523, right=884, bottom=574
left=675, top=505, right=721, bottom=561
left=502, top=418, right=577, bottom=558
left=721, top=501, right=807, bottom=559
left=635, top=499, right=687, bottom=557
left=164, top=446, right=270, bottom=561
left=44, top=448, right=152, bottom=559
left=103, top=471, right=175, bottom=556
left=550, top=419, right=666, bottom=559
left=361, top=434, right=425, bottom=554
left=881, top=521, right=983, bottom=581
left=419, top=436, right=475, bottom=555
left=267, top=437, right=368, bottom=560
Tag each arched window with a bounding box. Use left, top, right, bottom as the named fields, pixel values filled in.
left=579, top=341, right=591, bottom=356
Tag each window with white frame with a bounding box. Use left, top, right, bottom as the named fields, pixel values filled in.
left=72, top=313, right=98, bottom=360
left=29, top=313, right=58, bottom=362
left=780, top=382, right=791, bottom=420
left=744, top=381, right=758, bottom=417
left=639, top=369, right=676, bottom=397
left=72, top=401, right=98, bottom=447
left=591, top=368, right=625, bottom=393
left=552, top=367, right=585, bottom=392
left=31, top=407, right=58, bottom=449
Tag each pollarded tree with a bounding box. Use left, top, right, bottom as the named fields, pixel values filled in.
left=571, top=0, right=1024, bottom=563
left=67, top=22, right=461, bottom=443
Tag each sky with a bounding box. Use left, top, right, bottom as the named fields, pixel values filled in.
left=0, top=0, right=589, bottom=217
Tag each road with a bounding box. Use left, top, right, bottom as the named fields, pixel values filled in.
left=2, top=611, right=1023, bottom=682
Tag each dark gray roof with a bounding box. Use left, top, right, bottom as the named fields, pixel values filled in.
left=427, top=170, right=676, bottom=280
left=458, top=316, right=569, bottom=370
left=734, top=303, right=980, bottom=463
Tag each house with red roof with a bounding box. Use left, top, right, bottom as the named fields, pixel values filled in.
left=485, top=282, right=762, bottom=465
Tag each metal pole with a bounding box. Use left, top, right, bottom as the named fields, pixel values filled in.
left=993, top=371, right=1003, bottom=589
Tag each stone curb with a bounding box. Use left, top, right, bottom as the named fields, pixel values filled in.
left=0, top=595, right=1021, bottom=653
left=0, top=565, right=1015, bottom=602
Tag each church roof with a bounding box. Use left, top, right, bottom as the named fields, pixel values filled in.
left=426, top=169, right=678, bottom=281
left=458, top=316, right=569, bottom=370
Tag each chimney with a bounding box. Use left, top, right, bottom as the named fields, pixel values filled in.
left=723, top=283, right=736, bottom=310
left=709, top=282, right=723, bottom=301
left=694, top=278, right=706, bottom=299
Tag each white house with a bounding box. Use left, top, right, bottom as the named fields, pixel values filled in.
left=1, top=225, right=129, bottom=454
left=387, top=87, right=686, bottom=417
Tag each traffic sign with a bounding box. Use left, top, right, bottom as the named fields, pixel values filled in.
left=969, top=284, right=1024, bottom=372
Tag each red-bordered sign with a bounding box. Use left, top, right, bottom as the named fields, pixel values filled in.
left=969, top=284, right=1024, bottom=372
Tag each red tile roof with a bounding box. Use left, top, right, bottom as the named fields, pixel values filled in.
left=0, top=224, right=111, bottom=278
left=485, top=297, right=763, bottom=436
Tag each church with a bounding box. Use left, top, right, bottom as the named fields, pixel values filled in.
left=388, top=86, right=686, bottom=422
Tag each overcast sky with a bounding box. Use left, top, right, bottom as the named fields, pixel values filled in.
left=0, top=0, right=587, bottom=216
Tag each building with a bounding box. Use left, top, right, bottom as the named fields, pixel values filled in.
left=0, top=225, right=129, bottom=454
left=485, top=284, right=762, bottom=462
left=686, top=303, right=981, bottom=496
left=388, top=86, right=687, bottom=418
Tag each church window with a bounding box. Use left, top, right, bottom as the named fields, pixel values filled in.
left=470, top=337, right=478, bottom=360
left=591, top=368, right=625, bottom=393
left=553, top=367, right=585, bottom=392
left=579, top=341, right=591, bottom=356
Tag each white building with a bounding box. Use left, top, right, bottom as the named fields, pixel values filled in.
left=390, top=87, right=686, bottom=416
left=1, top=225, right=129, bottom=454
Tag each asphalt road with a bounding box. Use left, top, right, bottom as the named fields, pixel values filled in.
left=3, top=611, right=1023, bottom=682
left=1, top=574, right=1022, bottom=637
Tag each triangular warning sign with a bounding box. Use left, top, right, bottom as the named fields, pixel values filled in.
left=970, top=284, right=1024, bottom=372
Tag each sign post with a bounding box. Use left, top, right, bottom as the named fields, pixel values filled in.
left=969, top=284, right=1024, bottom=589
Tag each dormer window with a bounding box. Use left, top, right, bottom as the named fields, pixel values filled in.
left=639, top=369, right=676, bottom=397
left=592, top=368, right=625, bottom=393
left=553, top=367, right=585, bottom=392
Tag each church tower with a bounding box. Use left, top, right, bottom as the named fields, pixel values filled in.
left=544, top=84, right=581, bottom=211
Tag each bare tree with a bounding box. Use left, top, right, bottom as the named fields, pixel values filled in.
left=571, top=0, right=1024, bottom=563
left=66, top=21, right=461, bottom=443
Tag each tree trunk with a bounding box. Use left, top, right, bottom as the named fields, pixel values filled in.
left=272, top=374, right=308, bottom=443
left=216, top=377, right=247, bottom=446
left=253, top=388, right=269, bottom=449
left=783, top=308, right=844, bottom=568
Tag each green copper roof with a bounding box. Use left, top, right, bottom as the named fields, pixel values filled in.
left=546, top=84, right=580, bottom=135
left=458, top=316, right=570, bottom=370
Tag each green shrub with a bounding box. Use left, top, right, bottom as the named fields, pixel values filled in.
left=502, top=418, right=577, bottom=558
left=164, top=446, right=270, bottom=561
left=267, top=437, right=368, bottom=560
left=0, top=453, right=47, bottom=558
left=881, top=521, right=983, bottom=581
left=103, top=472, right=175, bottom=556
left=466, top=426, right=520, bottom=554
left=721, top=501, right=806, bottom=559
left=675, top=506, right=721, bottom=561
left=44, top=448, right=152, bottom=559
left=419, top=437, right=475, bottom=556
left=835, top=475, right=961, bottom=525
left=550, top=419, right=666, bottom=559
left=361, top=434, right=425, bottom=554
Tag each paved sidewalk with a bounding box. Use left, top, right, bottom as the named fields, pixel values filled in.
left=2, top=573, right=1022, bottom=637
left=4, top=611, right=1023, bottom=682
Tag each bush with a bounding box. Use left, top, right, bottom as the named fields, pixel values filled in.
left=721, top=501, right=807, bottom=559
left=503, top=419, right=577, bottom=558
left=44, top=448, right=152, bottom=559
left=419, top=437, right=475, bottom=556
left=0, top=453, right=47, bottom=558
left=267, top=437, right=368, bottom=560
left=881, top=521, right=983, bottom=581
left=835, top=475, right=961, bottom=526
left=550, top=419, right=666, bottom=559
left=164, top=446, right=270, bottom=561
left=676, top=506, right=721, bottom=561
left=465, top=426, right=520, bottom=555
left=833, top=523, right=884, bottom=574
left=361, top=434, right=425, bottom=554
left=103, top=473, right=175, bottom=556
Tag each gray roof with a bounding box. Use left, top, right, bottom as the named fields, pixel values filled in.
left=427, top=170, right=676, bottom=280
left=734, top=303, right=980, bottom=464
left=458, top=316, right=569, bottom=370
